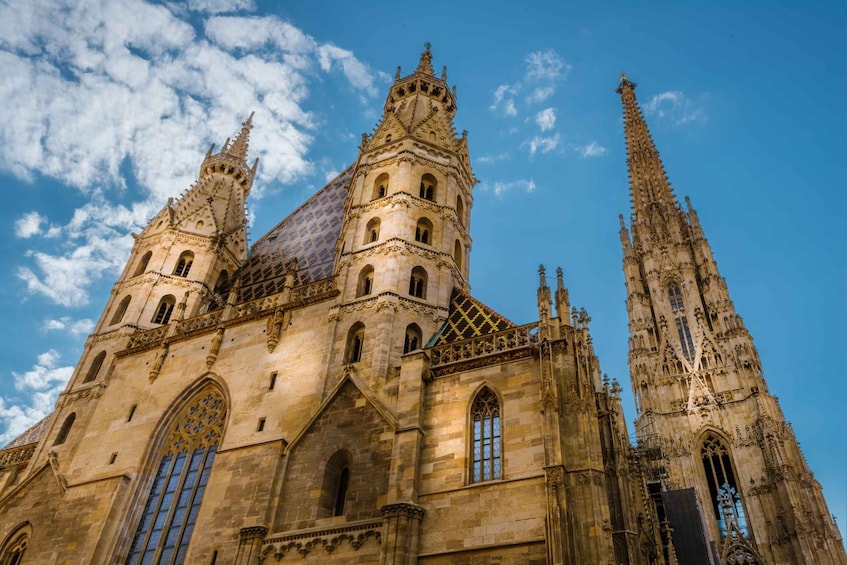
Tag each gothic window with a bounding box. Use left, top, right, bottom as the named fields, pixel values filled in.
left=471, top=387, right=501, bottom=483
left=456, top=195, right=465, bottom=226
left=126, top=388, right=226, bottom=565
left=111, top=295, right=132, bottom=325
left=365, top=218, right=381, bottom=244
left=0, top=523, right=31, bottom=565
left=345, top=323, right=365, bottom=363
left=84, top=351, right=107, bottom=383
left=372, top=173, right=389, bottom=200
left=419, top=173, right=437, bottom=201
left=668, top=283, right=694, bottom=360
left=173, top=251, right=194, bottom=277
left=415, top=218, right=433, bottom=245
left=454, top=240, right=463, bottom=271
left=357, top=266, right=374, bottom=297
left=409, top=267, right=427, bottom=299
left=701, top=434, right=749, bottom=539
left=133, top=251, right=152, bottom=277
left=153, top=295, right=176, bottom=325
left=53, top=412, right=76, bottom=446
left=403, top=324, right=422, bottom=354
left=318, top=450, right=352, bottom=518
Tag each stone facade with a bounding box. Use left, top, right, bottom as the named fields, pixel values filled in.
left=0, top=47, right=840, bottom=565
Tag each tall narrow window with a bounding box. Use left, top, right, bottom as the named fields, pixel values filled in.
left=365, top=218, right=381, bottom=244
left=372, top=173, right=389, bottom=200
left=471, top=387, right=501, bottom=483
left=346, top=323, right=365, bottom=363
left=111, top=295, right=132, bottom=325
left=173, top=251, right=194, bottom=277
left=357, top=266, right=374, bottom=297
left=153, top=295, right=176, bottom=325
left=409, top=267, right=427, bottom=299
left=403, top=324, right=422, bottom=354
left=318, top=450, right=353, bottom=518
left=414, top=218, right=433, bottom=245
left=53, top=412, right=76, bottom=446
left=419, top=173, right=437, bottom=201
left=668, top=283, right=694, bottom=360
left=334, top=468, right=350, bottom=516
left=133, top=251, right=152, bottom=277
left=456, top=194, right=465, bottom=226
left=126, top=388, right=226, bottom=565
left=454, top=240, right=463, bottom=271
left=84, top=351, right=107, bottom=383
left=701, top=434, right=749, bottom=539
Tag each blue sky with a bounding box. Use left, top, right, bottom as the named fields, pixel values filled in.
left=0, top=0, right=844, bottom=540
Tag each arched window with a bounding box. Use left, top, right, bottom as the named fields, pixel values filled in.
left=0, top=523, right=31, bottom=565
left=471, top=387, right=501, bottom=483
left=111, top=295, right=132, bottom=325
left=365, top=218, right=381, bottom=244
left=701, top=434, right=749, bottom=540
left=419, top=173, right=437, bottom=201
left=454, top=240, right=463, bottom=271
left=345, top=323, right=365, bottom=363
left=372, top=173, right=389, bottom=200
left=126, top=388, right=226, bottom=565
left=83, top=351, right=107, bottom=383
left=133, top=251, right=152, bottom=277
left=357, top=266, right=374, bottom=297
left=409, top=267, right=427, bottom=299
left=53, top=412, right=76, bottom=446
left=668, top=282, right=694, bottom=360
left=318, top=450, right=352, bottom=518
left=414, top=218, right=433, bottom=245
left=213, top=270, right=229, bottom=294
left=152, top=295, right=176, bottom=325
left=456, top=195, right=465, bottom=226
left=403, top=324, right=422, bottom=354
left=173, top=251, right=194, bottom=277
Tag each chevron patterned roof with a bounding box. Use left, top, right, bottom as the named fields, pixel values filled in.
left=432, top=289, right=515, bottom=345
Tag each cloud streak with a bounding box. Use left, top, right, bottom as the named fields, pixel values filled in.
left=643, top=91, right=706, bottom=126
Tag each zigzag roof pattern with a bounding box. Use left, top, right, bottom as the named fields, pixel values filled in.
left=431, top=289, right=515, bottom=345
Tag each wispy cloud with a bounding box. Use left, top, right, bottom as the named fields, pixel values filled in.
left=535, top=108, right=556, bottom=132
left=575, top=141, right=608, bottom=158
left=188, top=0, right=256, bottom=14
left=481, top=178, right=537, bottom=197
left=14, top=212, right=46, bottom=238
left=476, top=153, right=509, bottom=165
left=490, top=84, right=518, bottom=117
left=528, top=133, right=561, bottom=156
left=488, top=48, right=570, bottom=118
left=643, top=91, right=707, bottom=126
left=42, top=317, right=95, bottom=336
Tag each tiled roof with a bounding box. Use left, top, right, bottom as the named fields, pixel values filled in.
left=2, top=415, right=51, bottom=450
left=236, top=166, right=352, bottom=303
left=431, top=289, right=515, bottom=345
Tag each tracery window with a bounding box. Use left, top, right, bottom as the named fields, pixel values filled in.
left=0, top=522, right=31, bottom=565
left=403, top=324, right=422, bottom=354
left=173, top=251, right=194, bottom=278
left=470, top=387, right=501, bottom=483
left=701, top=434, right=749, bottom=539
left=668, top=283, right=694, bottom=360
left=414, top=218, right=432, bottom=245
left=409, top=267, right=427, bottom=299
left=126, top=388, right=226, bottom=565
left=419, top=173, right=437, bottom=201
left=153, top=295, right=176, bottom=325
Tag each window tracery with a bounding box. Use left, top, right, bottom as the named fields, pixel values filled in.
left=173, top=251, right=194, bottom=278
left=471, top=387, right=501, bottom=483
left=153, top=296, right=176, bottom=325
left=701, top=434, right=749, bottom=540
left=668, top=283, right=694, bottom=360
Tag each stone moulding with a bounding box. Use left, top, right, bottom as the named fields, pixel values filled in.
left=261, top=519, right=382, bottom=561
left=119, top=277, right=338, bottom=355
left=429, top=322, right=540, bottom=377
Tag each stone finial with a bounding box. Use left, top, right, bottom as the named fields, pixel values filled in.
left=416, top=42, right=434, bottom=75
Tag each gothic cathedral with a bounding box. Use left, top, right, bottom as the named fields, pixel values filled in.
left=0, top=46, right=842, bottom=565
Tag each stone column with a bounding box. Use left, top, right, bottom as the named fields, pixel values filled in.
left=235, top=525, right=267, bottom=564
left=380, top=503, right=425, bottom=565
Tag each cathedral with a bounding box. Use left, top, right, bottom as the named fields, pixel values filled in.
left=0, top=46, right=843, bottom=565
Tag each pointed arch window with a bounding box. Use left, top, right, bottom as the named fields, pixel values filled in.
left=133, top=251, right=152, bottom=277
left=409, top=267, right=427, bottom=299
left=454, top=240, right=463, bottom=271
left=84, top=351, right=107, bottom=383
left=345, top=323, right=365, bottom=363
left=403, top=324, right=422, bottom=354
left=0, top=523, right=31, bottom=565
left=153, top=295, right=176, bottom=325
left=173, top=251, right=194, bottom=278
left=357, top=266, right=374, bottom=297
left=668, top=283, right=694, bottom=360
left=365, top=218, right=381, bottom=244
left=372, top=173, right=389, bottom=200
left=415, top=218, right=433, bottom=245
left=53, top=412, right=76, bottom=446
left=111, top=295, right=132, bottom=325
left=419, top=173, right=437, bottom=201
left=126, top=388, right=226, bottom=565
left=318, top=450, right=352, bottom=518
left=471, top=387, right=501, bottom=483
left=456, top=195, right=465, bottom=226
left=701, top=434, right=749, bottom=539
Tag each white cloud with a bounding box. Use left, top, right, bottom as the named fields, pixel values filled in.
left=15, top=211, right=46, bottom=238
left=482, top=178, right=536, bottom=196
left=0, top=350, right=74, bottom=445
left=643, top=91, right=706, bottom=126
left=528, top=133, right=561, bottom=156
left=42, top=317, right=95, bottom=336
left=0, top=0, right=380, bottom=307
left=490, top=84, right=517, bottom=117
left=525, top=49, right=569, bottom=82
left=535, top=108, right=556, bottom=132
left=489, top=49, right=569, bottom=120
left=576, top=141, right=608, bottom=158
left=476, top=153, right=509, bottom=164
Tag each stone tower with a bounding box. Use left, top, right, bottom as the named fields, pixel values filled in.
left=617, top=73, right=846, bottom=564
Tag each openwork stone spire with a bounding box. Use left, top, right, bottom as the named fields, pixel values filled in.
left=416, top=42, right=435, bottom=75
left=617, top=73, right=677, bottom=221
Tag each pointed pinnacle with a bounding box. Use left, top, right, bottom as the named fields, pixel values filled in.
left=556, top=267, right=564, bottom=290
left=226, top=113, right=254, bottom=161
left=538, top=264, right=547, bottom=287
left=416, top=42, right=434, bottom=75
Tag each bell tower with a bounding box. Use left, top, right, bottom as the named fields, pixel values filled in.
left=330, top=44, right=474, bottom=391
left=617, top=74, right=846, bottom=564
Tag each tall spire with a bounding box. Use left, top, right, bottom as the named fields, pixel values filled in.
left=616, top=73, right=678, bottom=220
left=225, top=112, right=254, bottom=161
